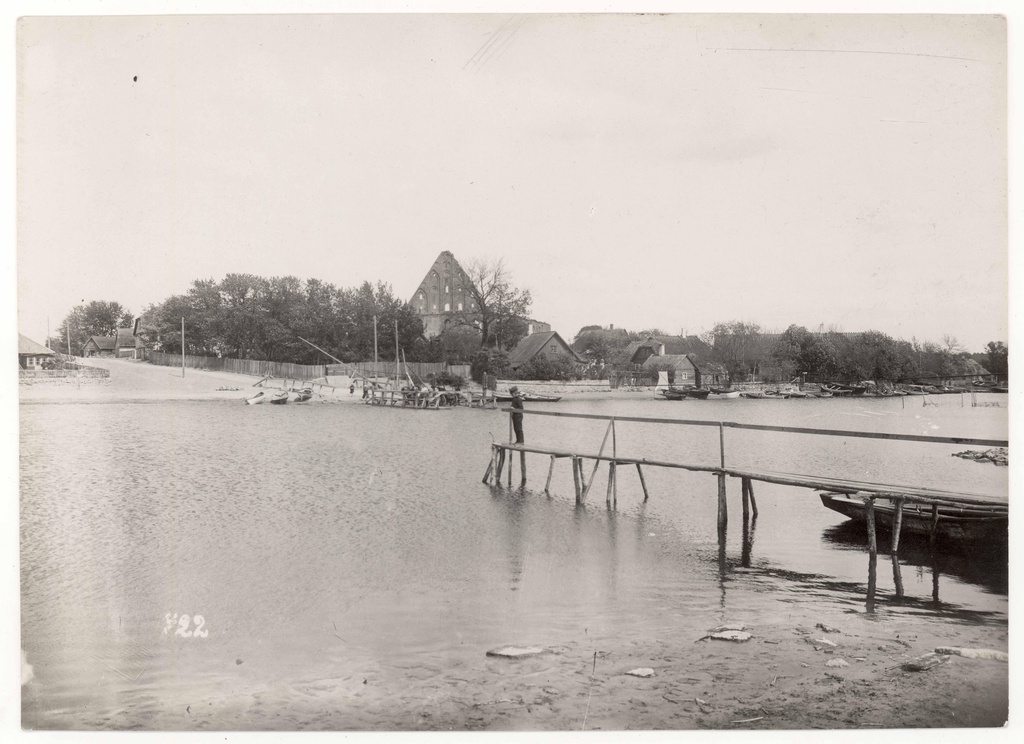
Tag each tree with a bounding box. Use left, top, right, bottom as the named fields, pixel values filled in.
left=463, top=258, right=532, bottom=349
left=709, top=321, right=765, bottom=381
left=53, top=300, right=134, bottom=354
left=985, top=341, right=1008, bottom=378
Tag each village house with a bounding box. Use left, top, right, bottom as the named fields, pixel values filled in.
left=620, top=335, right=728, bottom=387
left=507, top=331, right=583, bottom=371
left=18, top=333, right=56, bottom=370
left=572, top=325, right=631, bottom=365
left=114, top=327, right=136, bottom=358
left=81, top=336, right=116, bottom=357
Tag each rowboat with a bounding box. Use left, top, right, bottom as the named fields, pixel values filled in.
left=710, top=388, right=741, bottom=399
left=245, top=391, right=266, bottom=405
left=658, top=389, right=688, bottom=401
left=268, top=390, right=290, bottom=405
left=287, top=387, right=313, bottom=403
left=494, top=392, right=562, bottom=403
left=684, top=388, right=711, bottom=399
left=819, top=492, right=1007, bottom=543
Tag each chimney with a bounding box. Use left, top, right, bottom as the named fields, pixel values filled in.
left=609, top=323, right=614, bottom=330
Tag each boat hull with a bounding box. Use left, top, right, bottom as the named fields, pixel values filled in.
left=819, top=492, right=1007, bottom=543
left=495, top=393, right=562, bottom=403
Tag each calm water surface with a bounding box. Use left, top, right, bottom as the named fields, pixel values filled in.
left=20, top=392, right=1008, bottom=727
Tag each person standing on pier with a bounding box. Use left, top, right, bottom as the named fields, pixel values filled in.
left=510, top=386, right=525, bottom=444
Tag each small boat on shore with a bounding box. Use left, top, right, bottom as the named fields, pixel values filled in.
left=684, top=388, right=711, bottom=399
left=818, top=492, right=1007, bottom=543
left=710, top=388, right=740, bottom=399
left=288, top=387, right=313, bottom=403
left=658, top=388, right=688, bottom=401
left=494, top=392, right=563, bottom=403
left=245, top=391, right=266, bottom=405
left=268, top=390, right=290, bottom=405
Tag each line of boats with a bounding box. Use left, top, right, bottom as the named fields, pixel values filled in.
left=659, top=381, right=1008, bottom=401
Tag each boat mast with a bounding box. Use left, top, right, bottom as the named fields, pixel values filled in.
left=394, top=319, right=400, bottom=387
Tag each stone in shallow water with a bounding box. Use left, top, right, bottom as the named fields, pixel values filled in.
left=825, top=658, right=850, bottom=668
left=486, top=645, right=545, bottom=659
left=709, top=631, right=752, bottom=642
left=709, top=623, right=747, bottom=633
left=626, top=668, right=655, bottom=678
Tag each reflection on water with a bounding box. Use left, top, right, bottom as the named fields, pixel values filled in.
left=20, top=394, right=1007, bottom=727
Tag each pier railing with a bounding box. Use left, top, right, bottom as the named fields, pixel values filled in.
left=482, top=407, right=1007, bottom=610
left=482, top=407, right=1007, bottom=553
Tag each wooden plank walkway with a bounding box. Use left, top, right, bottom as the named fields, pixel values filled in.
left=486, top=441, right=1005, bottom=508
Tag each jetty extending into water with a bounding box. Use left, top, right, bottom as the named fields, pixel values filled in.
left=482, top=408, right=1008, bottom=596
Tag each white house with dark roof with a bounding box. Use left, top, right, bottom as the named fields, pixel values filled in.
left=18, top=333, right=56, bottom=369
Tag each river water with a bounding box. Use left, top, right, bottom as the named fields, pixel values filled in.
left=20, top=392, right=1008, bottom=729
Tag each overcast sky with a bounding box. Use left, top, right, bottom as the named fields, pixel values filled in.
left=16, top=11, right=1007, bottom=352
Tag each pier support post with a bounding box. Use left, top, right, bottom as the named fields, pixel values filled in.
left=891, top=498, right=905, bottom=600
left=865, top=496, right=878, bottom=558
left=544, top=456, right=556, bottom=494
left=520, top=450, right=526, bottom=487
left=507, top=447, right=513, bottom=487
left=865, top=496, right=878, bottom=613
left=495, top=448, right=506, bottom=486
left=717, top=473, right=728, bottom=534
left=611, top=419, right=618, bottom=505
left=748, top=480, right=758, bottom=518
left=583, top=421, right=614, bottom=503
left=482, top=446, right=495, bottom=484
left=606, top=463, right=617, bottom=507
left=572, top=457, right=582, bottom=504
left=741, top=478, right=750, bottom=524
left=929, top=503, right=939, bottom=548
left=636, top=463, right=649, bottom=502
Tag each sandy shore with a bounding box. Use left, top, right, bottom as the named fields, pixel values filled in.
left=39, top=612, right=1007, bottom=731
left=18, top=359, right=362, bottom=405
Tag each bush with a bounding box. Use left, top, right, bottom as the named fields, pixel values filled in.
left=470, top=349, right=512, bottom=384
left=433, top=370, right=464, bottom=389
left=512, top=355, right=578, bottom=381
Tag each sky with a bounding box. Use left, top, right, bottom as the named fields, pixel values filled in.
left=13, top=9, right=1009, bottom=353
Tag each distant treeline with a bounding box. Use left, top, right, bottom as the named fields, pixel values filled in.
left=572, top=322, right=1008, bottom=383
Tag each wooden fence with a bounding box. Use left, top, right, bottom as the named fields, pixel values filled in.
left=145, top=351, right=326, bottom=380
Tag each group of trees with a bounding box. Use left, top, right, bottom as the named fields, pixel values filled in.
left=46, top=300, right=135, bottom=354
left=571, top=321, right=1008, bottom=384
left=147, top=275, right=435, bottom=364
left=50, top=258, right=537, bottom=367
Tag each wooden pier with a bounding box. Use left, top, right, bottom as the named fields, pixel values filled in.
left=481, top=408, right=1008, bottom=591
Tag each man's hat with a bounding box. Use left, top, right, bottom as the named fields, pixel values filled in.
left=509, top=386, right=519, bottom=394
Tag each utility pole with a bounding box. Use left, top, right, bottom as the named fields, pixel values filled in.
left=373, top=314, right=378, bottom=365
left=181, top=317, right=186, bottom=378
left=46, top=316, right=50, bottom=349
left=66, top=325, right=71, bottom=356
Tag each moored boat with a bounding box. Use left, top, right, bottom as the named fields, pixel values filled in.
left=288, top=387, right=314, bottom=403
left=268, top=390, right=290, bottom=405
left=494, top=392, right=563, bottom=403
left=710, top=388, right=741, bottom=399
left=683, top=387, right=711, bottom=399
left=245, top=391, right=266, bottom=405
left=818, top=492, right=1007, bottom=543
left=658, top=388, right=688, bottom=401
